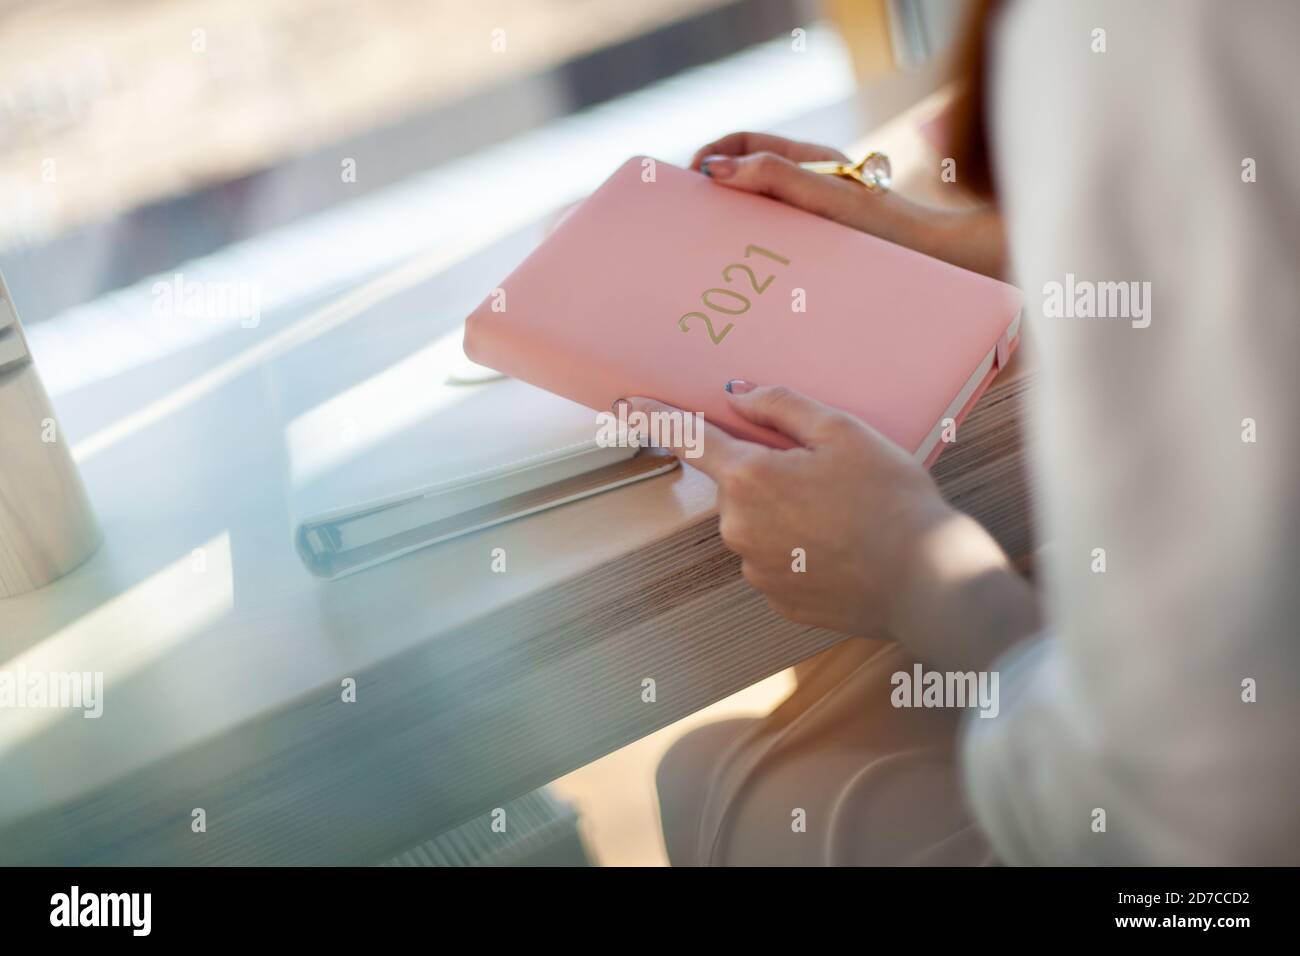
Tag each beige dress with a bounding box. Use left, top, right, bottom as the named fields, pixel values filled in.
left=658, top=638, right=997, bottom=865
left=658, top=0, right=1300, bottom=866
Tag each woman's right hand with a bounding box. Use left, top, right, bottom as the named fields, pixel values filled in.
left=690, top=131, right=1007, bottom=279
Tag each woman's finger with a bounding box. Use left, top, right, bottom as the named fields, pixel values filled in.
left=689, top=132, right=848, bottom=171
left=724, top=382, right=845, bottom=447
left=700, top=150, right=870, bottom=227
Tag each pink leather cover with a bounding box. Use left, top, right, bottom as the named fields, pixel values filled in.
left=464, top=157, right=1022, bottom=457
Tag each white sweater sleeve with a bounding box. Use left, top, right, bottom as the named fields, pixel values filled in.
left=960, top=0, right=1300, bottom=864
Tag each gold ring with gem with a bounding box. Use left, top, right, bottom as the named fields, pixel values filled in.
left=799, top=151, right=892, bottom=191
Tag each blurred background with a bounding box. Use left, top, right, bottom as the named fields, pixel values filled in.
left=1, top=0, right=971, bottom=864
left=1, top=0, right=969, bottom=326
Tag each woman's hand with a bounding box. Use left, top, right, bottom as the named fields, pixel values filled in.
left=689, top=131, right=1008, bottom=279
left=627, top=381, right=950, bottom=638
left=623, top=382, right=1042, bottom=671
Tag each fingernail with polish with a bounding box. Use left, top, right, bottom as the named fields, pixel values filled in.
left=724, top=379, right=755, bottom=395
left=701, top=156, right=736, bottom=180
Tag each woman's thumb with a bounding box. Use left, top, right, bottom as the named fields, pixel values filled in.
left=724, top=381, right=841, bottom=447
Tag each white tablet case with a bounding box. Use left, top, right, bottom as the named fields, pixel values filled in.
left=273, top=324, right=675, bottom=579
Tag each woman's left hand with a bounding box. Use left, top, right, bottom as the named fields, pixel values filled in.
left=622, top=383, right=955, bottom=638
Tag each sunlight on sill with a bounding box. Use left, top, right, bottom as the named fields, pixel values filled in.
left=68, top=236, right=500, bottom=464
left=284, top=324, right=482, bottom=486
left=0, top=531, right=234, bottom=752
